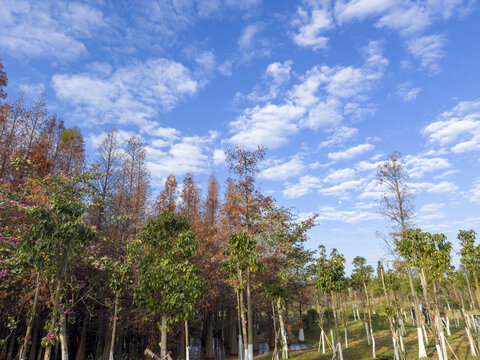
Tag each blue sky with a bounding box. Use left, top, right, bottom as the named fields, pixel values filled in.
left=2, top=0, right=480, bottom=271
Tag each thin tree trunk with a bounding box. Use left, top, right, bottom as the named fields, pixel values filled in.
left=19, top=272, right=41, bottom=360
left=109, top=294, right=119, bottom=360
left=277, top=298, right=288, bottom=360
left=160, top=313, right=168, bottom=359
left=185, top=320, right=190, bottom=360
left=44, top=251, right=68, bottom=360
left=59, top=312, right=68, bottom=360
left=406, top=266, right=427, bottom=358
left=247, top=270, right=253, bottom=360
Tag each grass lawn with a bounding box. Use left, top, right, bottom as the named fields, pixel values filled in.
left=256, top=317, right=477, bottom=360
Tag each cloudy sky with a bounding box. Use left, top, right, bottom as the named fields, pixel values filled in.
left=2, top=0, right=480, bottom=270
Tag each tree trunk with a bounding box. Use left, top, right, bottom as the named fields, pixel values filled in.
left=236, top=290, right=243, bottom=360
left=20, top=272, right=41, bottom=360
left=331, top=291, right=341, bottom=346
left=74, top=313, right=88, bottom=360
left=277, top=298, right=288, bottom=360
left=247, top=270, right=253, bottom=360
left=160, top=313, right=167, bottom=359
left=363, top=281, right=375, bottom=358
left=59, top=312, right=68, bottom=360
left=185, top=320, right=190, bottom=360
left=109, top=294, right=119, bottom=360
left=406, top=266, right=427, bottom=358
left=44, top=251, right=69, bottom=360
left=205, top=314, right=214, bottom=359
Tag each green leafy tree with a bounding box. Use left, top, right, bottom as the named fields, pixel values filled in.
left=352, top=256, right=375, bottom=352
left=128, top=211, right=203, bottom=359
left=16, top=166, right=97, bottom=360
left=312, top=246, right=346, bottom=352
left=458, top=230, right=480, bottom=309
left=398, top=228, right=452, bottom=359
left=223, top=232, right=263, bottom=360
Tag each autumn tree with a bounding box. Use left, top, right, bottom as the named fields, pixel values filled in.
left=0, top=59, right=7, bottom=101
left=157, top=174, right=178, bottom=214
left=116, top=136, right=150, bottom=237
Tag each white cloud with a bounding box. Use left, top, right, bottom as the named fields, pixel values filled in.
left=0, top=0, right=103, bottom=60
left=239, top=24, right=261, bottom=49
left=466, top=178, right=480, bottom=204
left=355, top=160, right=383, bottom=173
left=292, top=7, right=332, bottom=50
left=328, top=143, right=374, bottom=161
left=229, top=41, right=387, bottom=148
left=334, top=0, right=468, bottom=73
left=229, top=103, right=304, bottom=149
left=405, top=155, right=451, bottom=178
left=317, top=205, right=381, bottom=223
left=236, top=60, right=293, bottom=103
left=147, top=132, right=217, bottom=180
left=53, top=58, right=198, bottom=126
left=213, top=149, right=225, bottom=166
left=19, top=83, right=45, bottom=98
left=323, top=168, right=356, bottom=183
left=422, top=98, right=480, bottom=153
left=407, top=34, right=446, bottom=74
left=261, top=156, right=305, bottom=181
left=396, top=82, right=422, bottom=101
left=319, top=126, right=358, bottom=148
left=335, top=0, right=396, bottom=24
left=420, top=202, right=445, bottom=212
left=412, top=181, right=459, bottom=194
left=319, top=180, right=364, bottom=197
left=283, top=175, right=322, bottom=199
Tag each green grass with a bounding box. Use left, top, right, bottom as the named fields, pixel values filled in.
left=256, top=318, right=478, bottom=360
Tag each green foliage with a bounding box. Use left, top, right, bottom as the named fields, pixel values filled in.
left=312, top=245, right=346, bottom=294
left=129, top=211, right=203, bottom=322
left=351, top=256, right=374, bottom=289
left=458, top=229, right=480, bottom=273
left=223, top=231, right=264, bottom=291
left=397, top=228, right=452, bottom=282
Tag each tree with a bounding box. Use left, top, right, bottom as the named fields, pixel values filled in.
left=157, top=174, right=178, bottom=214
left=10, top=162, right=97, bottom=360
left=312, top=246, right=346, bottom=358
left=92, top=128, right=123, bottom=229
left=128, top=211, right=203, bottom=359
left=0, top=59, right=7, bottom=101
left=116, top=136, right=150, bottom=236
left=260, top=206, right=316, bottom=359
left=398, top=229, right=452, bottom=360
left=458, top=230, right=480, bottom=309
left=223, top=232, right=263, bottom=360
left=377, top=152, right=427, bottom=358
left=351, top=256, right=376, bottom=357
left=56, top=127, right=85, bottom=173
left=225, top=145, right=265, bottom=360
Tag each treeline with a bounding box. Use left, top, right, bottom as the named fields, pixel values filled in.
left=0, top=61, right=316, bottom=360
